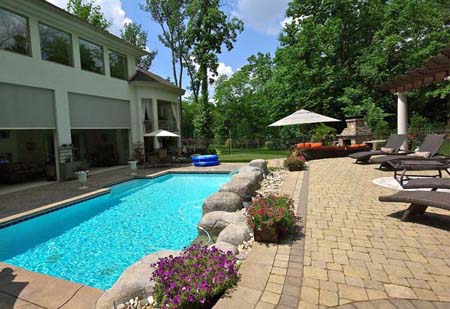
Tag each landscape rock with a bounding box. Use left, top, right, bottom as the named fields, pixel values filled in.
left=199, top=211, right=246, bottom=236
left=96, top=250, right=179, bottom=309
left=216, top=223, right=251, bottom=246
left=249, top=159, right=268, bottom=175
left=220, top=176, right=260, bottom=201
left=236, top=166, right=264, bottom=182
left=209, top=241, right=238, bottom=255
left=256, top=169, right=288, bottom=197
left=202, top=191, right=243, bottom=215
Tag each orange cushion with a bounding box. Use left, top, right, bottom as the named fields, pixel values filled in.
left=297, top=143, right=307, bottom=148
left=310, top=143, right=322, bottom=148
left=347, top=144, right=367, bottom=149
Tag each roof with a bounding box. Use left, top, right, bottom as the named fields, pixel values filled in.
left=33, top=0, right=147, bottom=56
left=129, top=68, right=185, bottom=94
left=268, top=109, right=341, bottom=127
left=381, top=47, right=450, bottom=93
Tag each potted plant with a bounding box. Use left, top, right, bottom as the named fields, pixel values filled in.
left=284, top=155, right=306, bottom=171
left=247, top=194, right=297, bottom=243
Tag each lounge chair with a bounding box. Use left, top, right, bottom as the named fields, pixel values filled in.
left=348, top=134, right=407, bottom=163
left=385, top=158, right=450, bottom=185
left=379, top=190, right=450, bottom=221
left=402, top=178, right=450, bottom=190
left=370, top=134, right=446, bottom=167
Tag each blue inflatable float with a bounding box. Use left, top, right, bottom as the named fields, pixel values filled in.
left=192, top=154, right=220, bottom=167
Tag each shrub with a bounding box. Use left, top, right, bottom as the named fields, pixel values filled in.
left=206, top=146, right=220, bottom=155
left=151, top=244, right=239, bottom=308
left=311, top=124, right=337, bottom=146
left=247, top=194, right=296, bottom=233
left=284, top=155, right=306, bottom=171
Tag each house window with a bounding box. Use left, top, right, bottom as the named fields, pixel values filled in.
left=39, top=23, right=73, bottom=66
left=79, top=38, right=104, bottom=74
left=109, top=50, right=128, bottom=80
left=0, top=7, right=30, bottom=56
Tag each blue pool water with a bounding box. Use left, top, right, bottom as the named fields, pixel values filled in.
left=0, top=173, right=230, bottom=290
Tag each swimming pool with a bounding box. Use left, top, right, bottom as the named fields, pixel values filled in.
left=0, top=173, right=230, bottom=290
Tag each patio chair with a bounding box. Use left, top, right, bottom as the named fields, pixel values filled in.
left=379, top=191, right=450, bottom=221
left=348, top=134, right=407, bottom=163
left=370, top=134, right=446, bottom=167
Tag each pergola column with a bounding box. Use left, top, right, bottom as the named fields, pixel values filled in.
left=397, top=92, right=408, bottom=150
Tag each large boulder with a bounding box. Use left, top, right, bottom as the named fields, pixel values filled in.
left=202, top=192, right=242, bottom=215
left=249, top=159, right=268, bottom=175
left=199, top=210, right=246, bottom=236
left=209, top=241, right=238, bottom=255
left=220, top=176, right=260, bottom=201
left=216, top=223, right=251, bottom=246
left=236, top=166, right=264, bottom=182
left=96, top=250, right=179, bottom=309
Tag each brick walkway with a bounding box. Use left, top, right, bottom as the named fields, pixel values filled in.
left=215, top=170, right=306, bottom=309
left=301, top=158, right=450, bottom=308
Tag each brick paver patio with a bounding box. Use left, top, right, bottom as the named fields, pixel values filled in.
left=301, top=158, right=450, bottom=308
left=216, top=157, right=450, bottom=309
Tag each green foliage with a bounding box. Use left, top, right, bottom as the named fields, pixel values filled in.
left=67, top=0, right=111, bottom=30
left=310, top=125, right=336, bottom=146
left=214, top=53, right=273, bottom=140
left=409, top=113, right=432, bottom=131
left=121, top=22, right=157, bottom=70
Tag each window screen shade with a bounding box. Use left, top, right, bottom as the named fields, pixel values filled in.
left=69, top=93, right=130, bottom=128
left=0, top=83, right=55, bottom=128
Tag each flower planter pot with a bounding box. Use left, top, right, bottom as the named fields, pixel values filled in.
left=128, top=160, right=138, bottom=176
left=75, top=170, right=89, bottom=189
left=254, top=226, right=279, bottom=243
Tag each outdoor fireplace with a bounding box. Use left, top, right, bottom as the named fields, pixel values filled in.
left=338, top=116, right=372, bottom=145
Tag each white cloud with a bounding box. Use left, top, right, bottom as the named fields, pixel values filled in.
left=214, top=62, right=234, bottom=79
left=234, top=0, right=290, bottom=35
left=46, top=0, right=131, bottom=35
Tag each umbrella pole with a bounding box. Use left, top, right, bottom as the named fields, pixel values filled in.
left=301, top=125, right=305, bottom=143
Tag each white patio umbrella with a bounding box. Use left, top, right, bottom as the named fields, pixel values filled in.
left=268, top=109, right=341, bottom=142
left=144, top=129, right=180, bottom=137
left=144, top=129, right=180, bottom=149
left=268, top=109, right=340, bottom=127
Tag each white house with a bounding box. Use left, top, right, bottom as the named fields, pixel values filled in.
left=0, top=0, right=184, bottom=182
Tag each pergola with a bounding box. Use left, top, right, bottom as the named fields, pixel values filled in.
left=381, top=47, right=450, bottom=146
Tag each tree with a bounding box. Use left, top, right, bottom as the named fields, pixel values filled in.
left=142, top=0, right=189, bottom=90
left=270, top=0, right=450, bottom=138
left=186, top=0, right=243, bottom=140
left=213, top=53, right=273, bottom=140
left=121, top=22, right=157, bottom=70
left=67, top=0, right=111, bottom=30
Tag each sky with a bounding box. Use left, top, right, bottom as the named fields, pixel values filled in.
left=47, top=0, right=291, bottom=95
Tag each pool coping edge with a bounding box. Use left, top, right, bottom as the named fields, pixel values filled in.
left=0, top=170, right=232, bottom=228
left=0, top=188, right=111, bottom=228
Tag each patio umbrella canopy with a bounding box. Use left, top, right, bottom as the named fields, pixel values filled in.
left=268, top=109, right=340, bottom=127
left=144, top=129, right=180, bottom=137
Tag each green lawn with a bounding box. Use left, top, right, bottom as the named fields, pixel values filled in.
left=217, top=148, right=289, bottom=163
